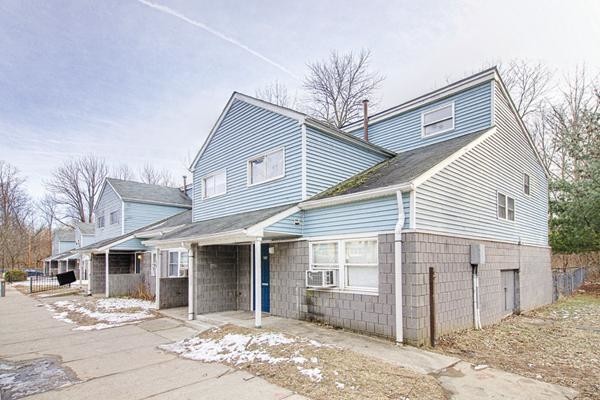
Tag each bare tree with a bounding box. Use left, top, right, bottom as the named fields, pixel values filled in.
left=139, top=163, right=176, bottom=187
left=112, top=164, right=136, bottom=181
left=303, top=49, right=384, bottom=128
left=500, top=60, right=553, bottom=120
left=45, top=155, right=108, bottom=224
left=255, top=81, right=297, bottom=108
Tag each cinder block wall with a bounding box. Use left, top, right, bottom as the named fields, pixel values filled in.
left=108, top=274, right=143, bottom=297
left=159, top=277, right=188, bottom=308
left=269, top=234, right=397, bottom=338
left=140, top=252, right=155, bottom=296
left=194, top=245, right=246, bottom=314
left=90, top=253, right=135, bottom=295
left=402, top=232, right=552, bottom=345
left=237, top=245, right=251, bottom=311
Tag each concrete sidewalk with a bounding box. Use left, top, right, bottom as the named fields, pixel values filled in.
left=0, top=286, right=306, bottom=400
left=161, top=308, right=579, bottom=400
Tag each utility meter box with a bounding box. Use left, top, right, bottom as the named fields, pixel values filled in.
left=470, top=244, right=486, bottom=265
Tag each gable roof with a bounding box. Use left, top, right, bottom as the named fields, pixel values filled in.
left=102, top=178, right=192, bottom=208
left=308, top=128, right=494, bottom=202
left=189, top=92, right=395, bottom=171
left=76, top=209, right=192, bottom=252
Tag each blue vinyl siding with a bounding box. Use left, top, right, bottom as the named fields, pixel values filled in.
left=349, top=82, right=493, bottom=152
left=124, top=201, right=188, bottom=232
left=94, top=184, right=123, bottom=241
left=265, top=211, right=303, bottom=236
left=302, top=194, right=409, bottom=237
left=415, top=83, right=548, bottom=246
left=58, top=241, right=76, bottom=253
left=112, top=238, right=146, bottom=251
left=306, top=126, right=389, bottom=197
left=194, top=99, right=303, bottom=221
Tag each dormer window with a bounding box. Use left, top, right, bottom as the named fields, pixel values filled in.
left=247, top=147, right=285, bottom=186
left=422, top=103, right=454, bottom=137
left=203, top=170, right=227, bottom=198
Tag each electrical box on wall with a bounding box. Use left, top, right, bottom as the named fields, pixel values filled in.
left=269, top=246, right=275, bottom=255
left=470, top=244, right=486, bottom=265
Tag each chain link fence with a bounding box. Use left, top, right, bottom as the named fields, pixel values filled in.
left=552, top=267, right=587, bottom=301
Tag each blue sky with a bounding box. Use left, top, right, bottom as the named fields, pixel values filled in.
left=1, top=0, right=599, bottom=197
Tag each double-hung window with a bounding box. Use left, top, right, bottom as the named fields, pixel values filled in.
left=97, top=214, right=105, bottom=228
left=497, top=192, right=515, bottom=221
left=422, top=103, right=454, bottom=137
left=523, top=173, right=530, bottom=195
left=309, top=238, right=378, bottom=292
left=168, top=250, right=189, bottom=277
left=203, top=170, right=226, bottom=198
left=248, top=148, right=285, bottom=186
left=110, top=210, right=120, bottom=225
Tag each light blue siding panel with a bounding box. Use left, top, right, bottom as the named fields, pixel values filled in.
left=58, top=241, right=76, bottom=253
left=194, top=100, right=303, bottom=222
left=349, top=82, right=493, bottom=152
left=94, top=184, right=123, bottom=241
left=124, top=201, right=188, bottom=232
left=112, top=238, right=146, bottom=251
left=415, top=83, right=548, bottom=246
left=265, top=211, right=303, bottom=235
left=305, top=127, right=389, bottom=197
left=302, top=194, right=409, bottom=237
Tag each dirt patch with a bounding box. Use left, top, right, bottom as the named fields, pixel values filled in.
left=162, top=324, right=447, bottom=400
left=0, top=356, right=79, bottom=399
left=435, top=293, right=600, bottom=399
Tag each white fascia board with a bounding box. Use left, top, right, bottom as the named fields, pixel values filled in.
left=345, top=69, right=497, bottom=131
left=189, top=92, right=306, bottom=172
left=133, top=224, right=186, bottom=239
left=304, top=120, right=395, bottom=157
left=412, top=127, right=497, bottom=188
left=246, top=206, right=301, bottom=236
left=143, top=229, right=248, bottom=247
left=299, top=183, right=414, bottom=210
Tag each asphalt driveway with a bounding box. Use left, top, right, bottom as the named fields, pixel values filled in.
left=0, top=286, right=305, bottom=400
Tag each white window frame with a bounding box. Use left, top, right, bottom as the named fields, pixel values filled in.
left=246, top=147, right=286, bottom=187
left=150, top=251, right=157, bottom=277
left=202, top=169, right=227, bottom=199
left=167, top=249, right=189, bottom=277
left=421, top=102, right=455, bottom=137
left=497, top=192, right=515, bottom=222
left=97, top=213, right=105, bottom=228
left=308, top=237, right=379, bottom=293
left=109, top=210, right=120, bottom=225
left=523, top=173, right=531, bottom=196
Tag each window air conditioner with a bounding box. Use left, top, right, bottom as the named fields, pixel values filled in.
left=306, top=270, right=336, bottom=288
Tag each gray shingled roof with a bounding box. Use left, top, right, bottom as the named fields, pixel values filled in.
left=157, top=204, right=295, bottom=242
left=107, top=178, right=191, bottom=207
left=76, top=222, right=95, bottom=235
left=54, top=229, right=75, bottom=242
left=77, top=210, right=192, bottom=252
left=314, top=129, right=490, bottom=199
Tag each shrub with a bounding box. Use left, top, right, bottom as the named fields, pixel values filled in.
left=3, top=270, right=27, bottom=282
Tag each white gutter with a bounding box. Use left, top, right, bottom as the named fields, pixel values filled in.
left=300, top=183, right=414, bottom=210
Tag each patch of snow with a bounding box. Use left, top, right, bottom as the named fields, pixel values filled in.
left=335, top=381, right=345, bottom=389
left=297, top=367, right=323, bottom=382
left=310, top=357, right=318, bottom=364
left=290, top=356, right=307, bottom=364
left=251, top=332, right=295, bottom=346
left=96, top=298, right=156, bottom=311
left=308, top=339, right=323, bottom=347
left=473, top=364, right=488, bottom=371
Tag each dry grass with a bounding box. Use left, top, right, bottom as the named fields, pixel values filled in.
left=436, top=288, right=600, bottom=400
left=182, top=325, right=447, bottom=400
left=131, top=282, right=155, bottom=301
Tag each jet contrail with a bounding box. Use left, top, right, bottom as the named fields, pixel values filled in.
left=136, top=0, right=300, bottom=80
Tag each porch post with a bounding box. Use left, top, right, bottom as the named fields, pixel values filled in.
left=88, top=254, right=93, bottom=295
left=155, top=248, right=161, bottom=309
left=105, top=249, right=110, bottom=297
left=254, top=237, right=263, bottom=328
left=187, top=244, right=195, bottom=321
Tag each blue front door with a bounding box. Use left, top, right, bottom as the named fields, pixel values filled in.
left=252, top=244, right=270, bottom=313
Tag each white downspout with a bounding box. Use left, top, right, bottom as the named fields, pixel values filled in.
left=394, top=190, right=405, bottom=343
left=187, top=244, right=195, bottom=321
left=104, top=249, right=110, bottom=298
left=155, top=248, right=161, bottom=309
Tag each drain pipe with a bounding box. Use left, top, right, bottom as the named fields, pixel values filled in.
left=394, top=191, right=405, bottom=343
left=470, top=245, right=485, bottom=330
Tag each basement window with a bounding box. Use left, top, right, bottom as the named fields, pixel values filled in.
left=247, top=148, right=285, bottom=186
left=497, top=192, right=515, bottom=221
left=422, top=103, right=455, bottom=137
left=203, top=170, right=227, bottom=199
